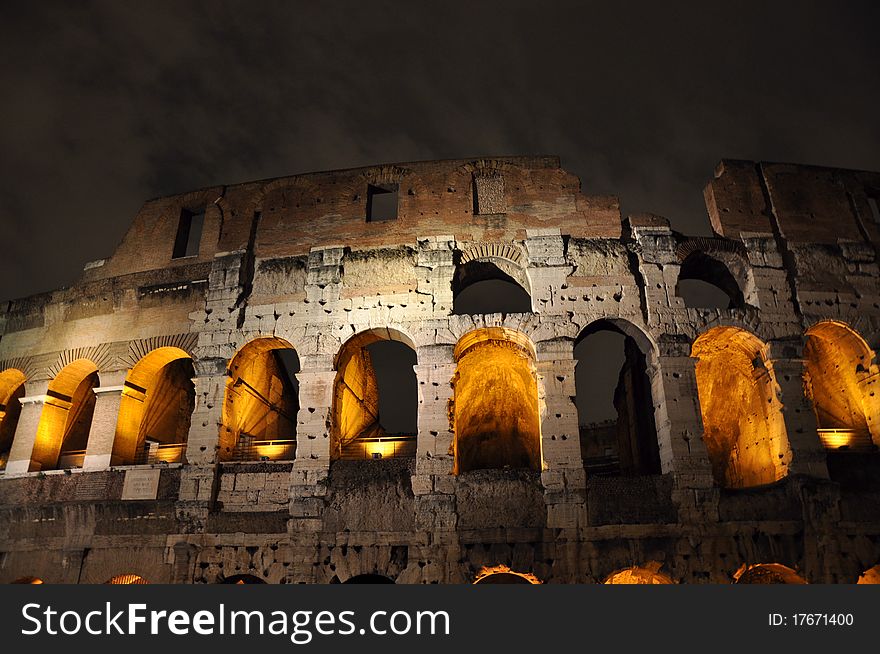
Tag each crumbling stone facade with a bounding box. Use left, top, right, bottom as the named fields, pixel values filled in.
left=1, top=156, right=879, bottom=584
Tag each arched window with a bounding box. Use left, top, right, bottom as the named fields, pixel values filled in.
left=222, top=338, right=299, bottom=462
left=452, top=328, right=541, bottom=473
left=33, top=359, right=99, bottom=471
left=473, top=566, right=541, bottom=585
left=604, top=566, right=673, bottom=584
left=114, top=347, right=194, bottom=465
left=692, top=327, right=792, bottom=488
left=12, top=576, right=44, bottom=584
left=0, top=369, right=27, bottom=470
left=221, top=574, right=267, bottom=584
left=676, top=250, right=748, bottom=309
left=734, top=564, right=806, bottom=584
left=452, top=259, right=531, bottom=315
left=332, top=329, right=417, bottom=460
left=343, top=574, right=395, bottom=584
left=804, top=321, right=877, bottom=452
left=575, top=321, right=660, bottom=476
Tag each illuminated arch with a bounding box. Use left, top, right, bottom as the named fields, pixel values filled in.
left=804, top=321, right=878, bottom=451
left=452, top=327, right=542, bottom=474
left=0, top=369, right=27, bottom=469
left=857, top=565, right=880, bottom=584
left=473, top=565, right=542, bottom=585
left=331, top=328, right=417, bottom=460
left=221, top=574, right=267, bottom=584
left=105, top=574, right=148, bottom=585
left=575, top=320, right=661, bottom=476
left=113, top=347, right=194, bottom=465
left=222, top=337, right=299, bottom=461
left=33, top=359, right=99, bottom=471
left=734, top=564, right=807, bottom=584
left=12, top=576, right=44, bottom=584
left=692, top=327, right=792, bottom=488
left=604, top=565, right=673, bottom=584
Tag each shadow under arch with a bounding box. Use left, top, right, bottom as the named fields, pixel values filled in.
left=734, top=564, right=807, bottom=584
left=33, top=359, right=100, bottom=471
left=342, top=574, right=395, bottom=584
left=575, top=319, right=660, bottom=476
left=676, top=250, right=748, bottom=309
left=452, top=258, right=532, bottom=315
left=332, top=328, right=417, bottom=460
left=0, top=368, right=27, bottom=469
left=222, top=337, right=300, bottom=462
left=452, top=327, right=542, bottom=474
left=113, top=346, right=194, bottom=465
left=692, top=326, right=792, bottom=488
left=12, top=576, right=44, bottom=584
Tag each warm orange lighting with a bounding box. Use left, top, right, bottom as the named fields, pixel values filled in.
left=13, top=576, right=44, bottom=584
left=857, top=565, right=880, bottom=584
left=452, top=328, right=542, bottom=474
left=106, top=574, right=148, bottom=585
left=604, top=563, right=674, bottom=584
left=734, top=563, right=807, bottom=584
left=692, top=327, right=792, bottom=488
left=0, top=368, right=27, bottom=465
left=473, top=565, right=542, bottom=585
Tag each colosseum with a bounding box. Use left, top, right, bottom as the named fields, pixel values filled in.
left=1, top=155, right=879, bottom=585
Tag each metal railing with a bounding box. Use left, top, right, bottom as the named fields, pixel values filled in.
left=817, top=428, right=875, bottom=452
left=57, top=450, right=86, bottom=469
left=230, top=437, right=296, bottom=462
left=133, top=442, right=185, bottom=465
left=339, top=435, right=417, bottom=461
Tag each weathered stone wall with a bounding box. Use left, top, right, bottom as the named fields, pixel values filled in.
left=1, top=156, right=879, bottom=584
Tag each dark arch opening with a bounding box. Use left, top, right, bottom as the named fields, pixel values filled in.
left=333, top=330, right=417, bottom=460
left=452, top=260, right=531, bottom=315
left=574, top=321, right=660, bottom=476
left=676, top=251, right=745, bottom=309
left=221, top=574, right=267, bottom=584
left=343, top=574, right=395, bottom=584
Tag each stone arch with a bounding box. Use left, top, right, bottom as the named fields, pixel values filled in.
left=473, top=565, right=542, bottom=585
left=0, top=368, right=27, bottom=470
left=452, top=327, right=542, bottom=474
left=331, top=328, right=417, bottom=460
left=804, top=320, right=878, bottom=451
left=221, top=337, right=300, bottom=461
left=221, top=574, right=267, bottom=584
left=452, top=243, right=532, bottom=315
left=105, top=574, right=149, bottom=585
left=734, top=564, right=807, bottom=584
left=575, top=319, right=661, bottom=476
left=691, top=327, right=792, bottom=488
left=604, top=565, right=674, bottom=584
left=11, top=576, right=43, bottom=584
left=33, top=359, right=100, bottom=471
left=857, top=564, right=880, bottom=584
left=113, top=347, right=194, bottom=465
left=675, top=239, right=757, bottom=309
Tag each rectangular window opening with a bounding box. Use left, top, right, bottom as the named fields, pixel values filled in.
left=172, top=208, right=205, bottom=259
left=366, top=183, right=398, bottom=222
left=867, top=195, right=880, bottom=225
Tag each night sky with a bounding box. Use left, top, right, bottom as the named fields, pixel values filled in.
left=1, top=2, right=878, bottom=424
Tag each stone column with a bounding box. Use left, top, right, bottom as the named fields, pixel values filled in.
left=651, top=337, right=717, bottom=521
left=768, top=340, right=829, bottom=479
left=536, top=339, right=586, bottom=529
left=185, top=358, right=227, bottom=466
left=412, top=344, right=458, bottom=531
left=859, top=367, right=880, bottom=446
left=82, top=371, right=126, bottom=470
left=4, top=380, right=48, bottom=474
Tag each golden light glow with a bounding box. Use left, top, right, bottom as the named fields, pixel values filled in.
left=222, top=338, right=298, bottom=461
left=0, top=368, right=27, bottom=466
left=804, top=321, right=878, bottom=451
left=857, top=565, right=880, bottom=584
left=13, top=577, right=44, bottom=584
left=106, top=574, right=148, bottom=585
left=452, top=328, right=542, bottom=474
left=114, top=347, right=194, bottom=465
left=604, top=563, right=674, bottom=584
left=473, top=564, right=542, bottom=585
left=692, top=327, right=792, bottom=488
left=734, top=563, right=807, bottom=584
left=33, top=359, right=99, bottom=471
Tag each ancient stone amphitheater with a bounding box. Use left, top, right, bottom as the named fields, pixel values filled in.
left=1, top=156, right=879, bottom=585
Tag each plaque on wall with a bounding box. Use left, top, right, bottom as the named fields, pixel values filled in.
left=121, top=468, right=161, bottom=500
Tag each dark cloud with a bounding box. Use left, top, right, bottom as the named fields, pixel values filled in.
left=1, top=0, right=878, bottom=301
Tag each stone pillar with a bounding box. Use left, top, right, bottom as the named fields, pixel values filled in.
left=289, top=358, right=335, bottom=534
left=412, top=344, right=458, bottom=531
left=82, top=371, right=126, bottom=470
left=768, top=340, right=829, bottom=479
left=859, top=367, right=880, bottom=446
left=536, top=340, right=586, bottom=529
left=186, top=358, right=227, bottom=465
left=652, top=337, right=717, bottom=521
left=4, top=381, right=48, bottom=474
